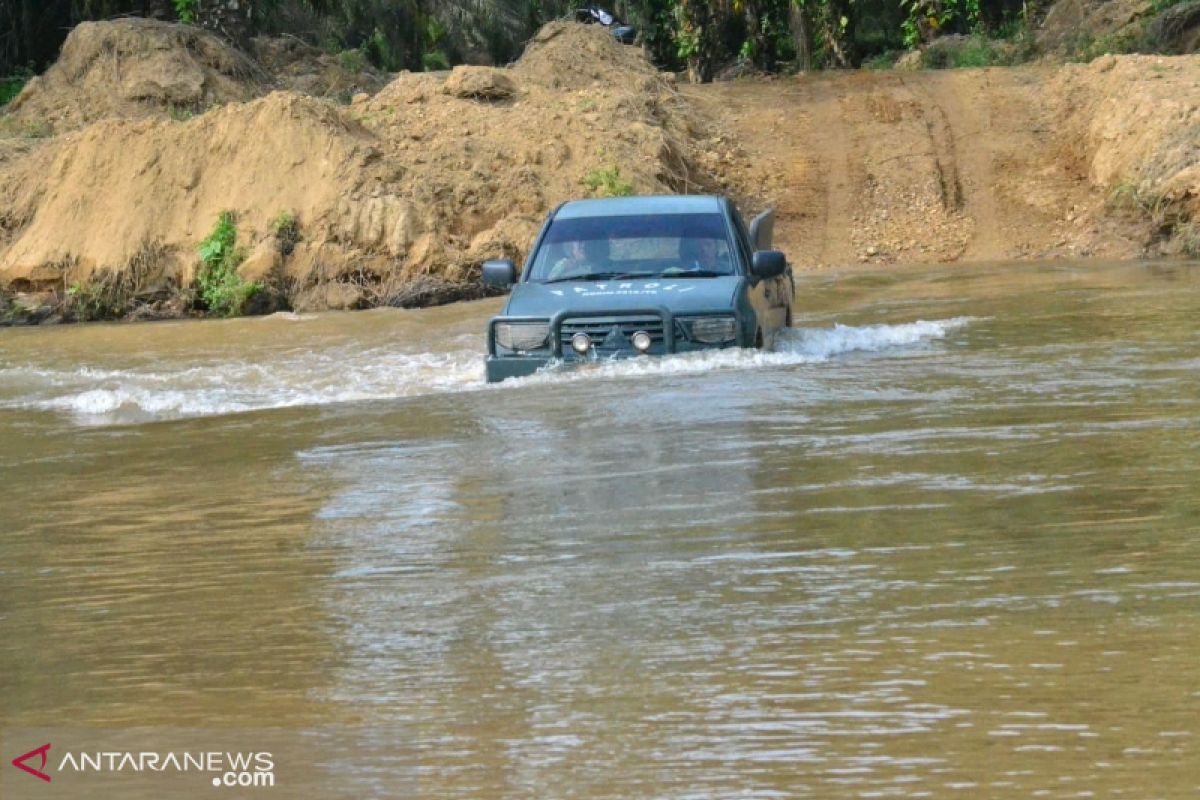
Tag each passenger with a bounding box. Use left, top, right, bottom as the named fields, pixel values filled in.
left=548, top=238, right=608, bottom=280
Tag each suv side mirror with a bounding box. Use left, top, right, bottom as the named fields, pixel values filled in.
left=482, top=259, right=517, bottom=288
left=751, top=250, right=786, bottom=279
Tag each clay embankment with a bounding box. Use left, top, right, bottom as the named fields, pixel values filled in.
left=0, top=20, right=713, bottom=319
left=0, top=17, right=1197, bottom=323
left=689, top=57, right=1200, bottom=267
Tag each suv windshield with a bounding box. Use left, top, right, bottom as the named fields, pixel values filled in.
left=528, top=213, right=736, bottom=282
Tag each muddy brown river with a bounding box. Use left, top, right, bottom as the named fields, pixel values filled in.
left=1, top=261, right=1198, bottom=798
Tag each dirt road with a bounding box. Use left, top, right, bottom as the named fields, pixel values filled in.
left=686, top=69, right=1146, bottom=268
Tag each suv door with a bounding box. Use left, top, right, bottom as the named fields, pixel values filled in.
left=730, top=206, right=776, bottom=341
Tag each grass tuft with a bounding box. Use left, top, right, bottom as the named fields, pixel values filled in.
left=197, top=211, right=261, bottom=316
left=582, top=166, right=634, bottom=198
left=272, top=211, right=300, bottom=256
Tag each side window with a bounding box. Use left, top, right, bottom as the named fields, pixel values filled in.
left=730, top=210, right=754, bottom=271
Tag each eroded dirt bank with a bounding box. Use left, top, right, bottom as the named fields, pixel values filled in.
left=690, top=58, right=1200, bottom=267
left=0, top=18, right=1197, bottom=323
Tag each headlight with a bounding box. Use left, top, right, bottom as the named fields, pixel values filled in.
left=495, top=322, right=549, bottom=352
left=686, top=316, right=737, bottom=344
left=571, top=332, right=592, bottom=354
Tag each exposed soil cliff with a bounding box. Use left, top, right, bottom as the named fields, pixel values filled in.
left=690, top=59, right=1200, bottom=267
left=0, top=20, right=714, bottom=318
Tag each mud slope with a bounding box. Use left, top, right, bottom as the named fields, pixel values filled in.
left=688, top=68, right=1151, bottom=268
left=0, top=22, right=715, bottom=313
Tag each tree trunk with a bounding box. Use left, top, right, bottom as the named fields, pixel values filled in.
left=788, top=0, right=812, bottom=71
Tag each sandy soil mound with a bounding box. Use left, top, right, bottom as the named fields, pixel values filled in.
left=1, top=93, right=377, bottom=289
left=0, top=22, right=720, bottom=315
left=513, top=21, right=668, bottom=91
left=1052, top=54, right=1200, bottom=253
left=6, top=18, right=266, bottom=133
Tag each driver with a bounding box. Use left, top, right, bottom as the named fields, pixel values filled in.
left=679, top=237, right=727, bottom=272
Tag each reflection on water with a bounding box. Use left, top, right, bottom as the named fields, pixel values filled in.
left=1, top=261, right=1198, bottom=798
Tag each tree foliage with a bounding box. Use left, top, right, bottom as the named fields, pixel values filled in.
left=2, top=0, right=1039, bottom=80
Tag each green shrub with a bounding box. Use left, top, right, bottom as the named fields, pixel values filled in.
left=173, top=0, right=197, bottom=24
left=196, top=211, right=260, bottom=316
left=1069, top=27, right=1146, bottom=61
left=65, top=281, right=113, bottom=321
left=0, top=69, right=32, bottom=107
left=863, top=50, right=902, bottom=69
left=582, top=166, right=634, bottom=198
left=421, top=50, right=450, bottom=72
left=922, top=34, right=1007, bottom=68
left=363, top=29, right=401, bottom=71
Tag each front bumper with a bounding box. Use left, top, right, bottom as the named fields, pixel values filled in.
left=486, top=355, right=554, bottom=383
left=485, top=307, right=746, bottom=383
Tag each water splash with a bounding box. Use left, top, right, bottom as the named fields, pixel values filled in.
left=1, top=318, right=970, bottom=424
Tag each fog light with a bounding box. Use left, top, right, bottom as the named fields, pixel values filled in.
left=630, top=330, right=653, bottom=353
left=571, top=332, right=592, bottom=354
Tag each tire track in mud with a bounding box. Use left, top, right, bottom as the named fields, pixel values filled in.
left=900, top=75, right=965, bottom=214
left=688, top=68, right=1143, bottom=267
left=907, top=71, right=1008, bottom=261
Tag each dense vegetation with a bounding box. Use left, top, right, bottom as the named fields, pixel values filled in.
left=0, top=0, right=1189, bottom=89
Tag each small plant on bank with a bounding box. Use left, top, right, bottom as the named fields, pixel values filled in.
left=65, top=281, right=112, bottom=321
left=1175, top=220, right=1200, bottom=257
left=272, top=211, right=300, bottom=255
left=197, top=211, right=261, bottom=316
left=167, top=103, right=196, bottom=122
left=1, top=118, right=54, bottom=139
left=1106, top=180, right=1148, bottom=213
left=582, top=166, right=634, bottom=198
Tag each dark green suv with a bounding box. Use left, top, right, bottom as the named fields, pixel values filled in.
left=483, top=195, right=794, bottom=383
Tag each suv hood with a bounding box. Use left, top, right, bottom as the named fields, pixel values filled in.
left=504, top=276, right=742, bottom=317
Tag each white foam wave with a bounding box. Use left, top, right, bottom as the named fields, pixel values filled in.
left=785, top=318, right=972, bottom=358
left=513, top=317, right=973, bottom=386
left=1, top=318, right=970, bottom=424
left=3, top=347, right=485, bottom=425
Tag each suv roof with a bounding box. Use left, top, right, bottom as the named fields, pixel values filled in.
left=555, top=195, right=725, bottom=219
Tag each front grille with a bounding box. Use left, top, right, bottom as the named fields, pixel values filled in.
left=559, top=315, right=665, bottom=352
